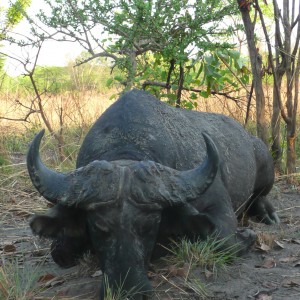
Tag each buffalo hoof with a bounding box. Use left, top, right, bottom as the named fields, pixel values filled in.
left=235, top=228, right=256, bottom=255
left=247, top=198, right=280, bottom=225
left=261, top=211, right=280, bottom=225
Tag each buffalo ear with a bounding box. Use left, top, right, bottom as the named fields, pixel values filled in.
left=181, top=204, right=215, bottom=240
left=30, top=214, right=62, bottom=238
left=30, top=205, right=86, bottom=238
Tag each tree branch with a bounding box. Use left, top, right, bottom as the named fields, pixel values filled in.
left=142, top=81, right=241, bottom=102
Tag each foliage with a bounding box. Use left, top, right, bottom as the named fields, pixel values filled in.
left=16, top=65, right=72, bottom=94
left=31, top=0, right=246, bottom=106
left=0, top=0, right=32, bottom=74
left=0, top=0, right=31, bottom=37
left=3, top=53, right=117, bottom=94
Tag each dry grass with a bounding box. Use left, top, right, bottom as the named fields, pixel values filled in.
left=0, top=90, right=117, bottom=134
left=0, top=82, right=298, bottom=138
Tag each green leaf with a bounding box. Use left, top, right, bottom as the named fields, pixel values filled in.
left=161, top=93, right=177, bottom=101
left=200, top=91, right=209, bottom=98
left=161, top=70, right=167, bottom=81
left=183, top=101, right=194, bottom=110
left=241, top=74, right=249, bottom=84
left=106, top=78, right=114, bottom=87
left=195, top=63, right=204, bottom=79
left=190, top=92, right=198, bottom=100
left=236, top=58, right=244, bottom=70
left=227, top=50, right=240, bottom=60
left=109, top=93, right=118, bottom=100
left=114, top=75, right=124, bottom=82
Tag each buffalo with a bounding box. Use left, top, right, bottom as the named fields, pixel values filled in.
left=28, top=89, right=279, bottom=299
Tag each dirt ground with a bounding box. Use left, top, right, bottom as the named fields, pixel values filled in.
left=1, top=157, right=300, bottom=300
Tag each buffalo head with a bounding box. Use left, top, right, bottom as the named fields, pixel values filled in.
left=28, top=129, right=219, bottom=299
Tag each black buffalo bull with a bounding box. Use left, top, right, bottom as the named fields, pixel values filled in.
left=27, top=89, right=279, bottom=299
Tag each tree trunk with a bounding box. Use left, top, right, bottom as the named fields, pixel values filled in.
left=271, top=74, right=283, bottom=169
left=125, top=49, right=137, bottom=90
left=237, top=1, right=268, bottom=145
left=286, top=49, right=300, bottom=175
left=270, top=0, right=300, bottom=177
left=176, top=63, right=184, bottom=108
left=271, top=24, right=285, bottom=171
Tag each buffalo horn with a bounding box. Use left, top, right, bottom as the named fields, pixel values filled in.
left=159, top=133, right=220, bottom=207
left=27, top=129, right=70, bottom=204
left=180, top=132, right=219, bottom=198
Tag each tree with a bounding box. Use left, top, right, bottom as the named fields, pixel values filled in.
left=241, top=0, right=300, bottom=175
left=236, top=0, right=269, bottom=145
left=33, top=0, right=246, bottom=106
left=269, top=0, right=300, bottom=175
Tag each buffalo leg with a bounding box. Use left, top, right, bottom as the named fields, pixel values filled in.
left=192, top=183, right=257, bottom=255
left=245, top=195, right=280, bottom=225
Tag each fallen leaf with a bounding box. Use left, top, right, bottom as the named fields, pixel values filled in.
left=3, top=244, right=16, bottom=253
left=279, top=256, right=298, bottom=263
left=47, top=279, right=65, bottom=287
left=291, top=239, right=300, bottom=245
left=262, top=281, right=278, bottom=289
left=254, top=290, right=273, bottom=300
left=256, top=294, right=272, bottom=300
left=261, top=257, right=276, bottom=269
left=38, top=273, right=55, bottom=283
left=256, top=243, right=270, bottom=252
left=43, top=276, right=65, bottom=288
left=15, top=210, right=31, bottom=218
left=167, top=265, right=178, bottom=277
left=176, top=263, right=190, bottom=278
left=176, top=268, right=187, bottom=277
left=166, top=263, right=190, bottom=278
left=91, top=270, right=102, bottom=277
left=274, top=240, right=284, bottom=249
left=294, top=261, right=300, bottom=267
left=205, top=269, right=213, bottom=279
left=282, top=278, right=300, bottom=287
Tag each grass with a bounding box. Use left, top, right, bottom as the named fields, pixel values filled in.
left=185, top=276, right=210, bottom=299
left=154, top=235, right=241, bottom=299
left=164, top=235, right=240, bottom=275
left=102, top=274, right=147, bottom=300
left=0, top=257, right=44, bottom=300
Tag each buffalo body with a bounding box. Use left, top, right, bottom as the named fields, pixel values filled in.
left=28, top=89, right=278, bottom=299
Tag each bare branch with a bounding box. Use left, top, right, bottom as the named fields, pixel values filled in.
left=0, top=108, right=38, bottom=122
left=74, top=51, right=118, bottom=67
